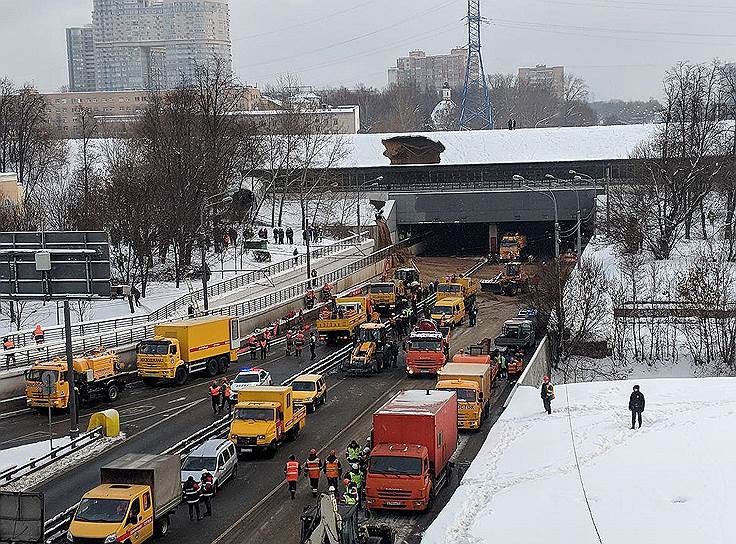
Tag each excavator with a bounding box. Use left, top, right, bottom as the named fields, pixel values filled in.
left=300, top=492, right=394, bottom=544
left=484, top=261, right=529, bottom=296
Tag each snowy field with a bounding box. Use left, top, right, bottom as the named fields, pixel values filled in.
left=423, top=378, right=736, bottom=544
left=0, top=436, right=71, bottom=473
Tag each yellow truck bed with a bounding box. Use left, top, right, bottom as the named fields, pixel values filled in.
left=155, top=316, right=235, bottom=363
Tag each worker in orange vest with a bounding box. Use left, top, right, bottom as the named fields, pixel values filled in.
left=259, top=336, right=268, bottom=360
left=285, top=330, right=293, bottom=356
left=294, top=331, right=305, bottom=358
left=3, top=336, right=15, bottom=366
left=248, top=335, right=258, bottom=360
left=323, top=449, right=342, bottom=491
left=33, top=324, right=44, bottom=345
left=208, top=380, right=221, bottom=416
left=303, top=448, right=323, bottom=497
left=284, top=454, right=300, bottom=500
left=220, top=377, right=232, bottom=415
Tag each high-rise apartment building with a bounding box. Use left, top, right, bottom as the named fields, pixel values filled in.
left=517, top=65, right=565, bottom=95
left=66, top=26, right=97, bottom=92
left=388, top=48, right=468, bottom=92
left=67, top=0, right=232, bottom=92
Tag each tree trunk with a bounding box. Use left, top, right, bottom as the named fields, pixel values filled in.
left=700, top=201, right=707, bottom=240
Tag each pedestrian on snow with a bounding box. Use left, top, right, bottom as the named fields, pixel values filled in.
left=286, top=226, right=294, bottom=245
left=293, top=247, right=299, bottom=264
left=127, top=293, right=135, bottom=314
left=228, top=227, right=238, bottom=247
left=304, top=448, right=323, bottom=497
left=199, top=469, right=214, bottom=517
left=284, top=455, right=300, bottom=500
left=183, top=476, right=202, bottom=521
left=278, top=228, right=285, bottom=245
left=309, top=333, right=317, bottom=361
left=273, top=228, right=279, bottom=244
left=541, top=376, right=554, bottom=415
left=302, top=229, right=309, bottom=244
left=629, top=385, right=645, bottom=429
left=209, top=380, right=221, bottom=416
left=131, top=285, right=141, bottom=307
left=323, top=450, right=342, bottom=490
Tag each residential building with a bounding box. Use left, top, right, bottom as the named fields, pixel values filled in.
left=66, top=0, right=232, bottom=92
left=388, top=48, right=468, bottom=92
left=243, top=105, right=361, bottom=135
left=66, top=26, right=97, bottom=92
left=518, top=65, right=565, bottom=95
left=43, top=86, right=261, bottom=138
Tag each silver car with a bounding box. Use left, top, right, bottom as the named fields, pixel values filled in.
left=180, top=439, right=238, bottom=492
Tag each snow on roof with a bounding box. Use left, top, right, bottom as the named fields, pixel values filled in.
left=423, top=377, right=736, bottom=544
left=378, top=389, right=454, bottom=415
left=334, top=123, right=658, bottom=169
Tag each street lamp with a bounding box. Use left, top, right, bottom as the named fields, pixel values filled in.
left=571, top=169, right=607, bottom=225
left=547, top=174, right=582, bottom=257
left=357, top=176, right=383, bottom=235
left=516, top=175, right=559, bottom=259
left=200, top=191, right=233, bottom=312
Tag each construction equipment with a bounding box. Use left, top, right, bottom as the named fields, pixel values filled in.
left=342, top=322, right=389, bottom=374
left=365, top=390, right=457, bottom=512
left=137, top=316, right=240, bottom=385
left=405, top=320, right=448, bottom=376
left=484, top=261, right=530, bottom=296
left=499, top=233, right=527, bottom=261
left=368, top=282, right=398, bottom=314
left=316, top=296, right=372, bottom=344
left=436, top=363, right=492, bottom=431
left=25, top=349, right=125, bottom=410
left=301, top=492, right=394, bottom=544
left=68, top=454, right=181, bottom=543
left=229, top=386, right=306, bottom=457
left=436, top=276, right=480, bottom=309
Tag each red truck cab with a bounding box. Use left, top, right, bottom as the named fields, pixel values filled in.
left=365, top=389, right=457, bottom=512
left=405, top=320, right=449, bottom=376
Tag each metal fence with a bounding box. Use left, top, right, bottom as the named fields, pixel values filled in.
left=4, top=233, right=369, bottom=351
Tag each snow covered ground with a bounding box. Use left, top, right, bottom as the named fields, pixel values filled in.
left=0, top=437, right=71, bottom=473
left=423, top=378, right=736, bottom=544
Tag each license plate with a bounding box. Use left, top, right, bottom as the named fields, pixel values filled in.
left=385, top=501, right=404, bottom=506
left=242, top=448, right=253, bottom=453
left=420, top=370, right=430, bottom=374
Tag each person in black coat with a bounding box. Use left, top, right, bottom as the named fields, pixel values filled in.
left=540, top=376, right=554, bottom=414
left=629, top=385, right=645, bottom=429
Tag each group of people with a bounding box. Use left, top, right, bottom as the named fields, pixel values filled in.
left=302, top=226, right=323, bottom=244
left=182, top=469, right=216, bottom=521
left=285, top=328, right=316, bottom=360
left=540, top=376, right=647, bottom=429
left=247, top=329, right=274, bottom=361
left=268, top=226, right=294, bottom=245
left=208, top=378, right=234, bottom=416
left=284, top=439, right=369, bottom=505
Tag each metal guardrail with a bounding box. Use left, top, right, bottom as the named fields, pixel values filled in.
left=0, top=426, right=104, bottom=487
left=2, top=237, right=377, bottom=370
left=5, top=233, right=369, bottom=351
left=331, top=178, right=606, bottom=193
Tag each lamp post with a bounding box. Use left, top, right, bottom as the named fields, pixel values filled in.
left=200, top=192, right=233, bottom=312
left=547, top=174, right=581, bottom=257
left=514, top=175, right=559, bottom=259
left=357, top=176, right=383, bottom=235
left=571, top=168, right=607, bottom=226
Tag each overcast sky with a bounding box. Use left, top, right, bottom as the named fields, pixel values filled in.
left=1, top=0, right=735, bottom=101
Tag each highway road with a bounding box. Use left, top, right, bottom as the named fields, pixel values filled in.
left=1, top=288, right=523, bottom=544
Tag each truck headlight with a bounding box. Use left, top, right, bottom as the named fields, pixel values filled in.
left=104, top=535, right=117, bottom=544
left=66, top=530, right=73, bottom=542
left=257, top=434, right=266, bottom=440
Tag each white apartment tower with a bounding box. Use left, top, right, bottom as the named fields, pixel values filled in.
left=67, top=0, right=232, bottom=91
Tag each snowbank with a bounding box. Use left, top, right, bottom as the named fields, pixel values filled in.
left=423, top=378, right=736, bottom=544
left=0, top=437, right=71, bottom=473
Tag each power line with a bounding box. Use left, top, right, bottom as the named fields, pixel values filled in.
left=236, top=0, right=458, bottom=70
left=524, top=0, right=736, bottom=14
left=564, top=385, right=605, bottom=544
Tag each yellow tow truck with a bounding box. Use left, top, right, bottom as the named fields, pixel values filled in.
left=137, top=316, right=240, bottom=385
left=25, top=349, right=125, bottom=410
left=316, top=296, right=372, bottom=344
left=229, top=386, right=306, bottom=457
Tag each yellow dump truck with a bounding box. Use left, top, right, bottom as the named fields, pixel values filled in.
left=68, top=453, right=181, bottom=543
left=500, top=233, right=527, bottom=261
left=229, top=386, right=306, bottom=457
left=437, top=276, right=480, bottom=309
left=368, top=282, right=398, bottom=314
left=316, top=296, right=372, bottom=344
left=137, top=316, right=240, bottom=386
left=25, top=349, right=125, bottom=410
left=436, top=362, right=492, bottom=431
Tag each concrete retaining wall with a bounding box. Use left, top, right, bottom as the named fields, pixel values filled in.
left=503, top=335, right=551, bottom=409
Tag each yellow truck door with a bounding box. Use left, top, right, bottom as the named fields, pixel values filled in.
left=229, top=318, right=240, bottom=351
left=125, top=495, right=153, bottom=544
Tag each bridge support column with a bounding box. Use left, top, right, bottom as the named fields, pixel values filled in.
left=488, top=223, right=498, bottom=255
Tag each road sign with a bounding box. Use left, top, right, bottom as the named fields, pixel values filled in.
left=41, top=371, right=55, bottom=396
left=0, top=231, right=111, bottom=300
left=0, top=492, right=44, bottom=543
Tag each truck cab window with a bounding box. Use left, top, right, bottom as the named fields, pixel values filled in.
left=128, top=497, right=140, bottom=524
left=142, top=492, right=151, bottom=511
left=170, top=345, right=177, bottom=354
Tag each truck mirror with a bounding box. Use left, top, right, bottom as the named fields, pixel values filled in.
left=478, top=393, right=484, bottom=401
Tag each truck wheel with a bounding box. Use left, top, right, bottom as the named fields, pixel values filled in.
left=106, top=383, right=120, bottom=402
left=206, top=358, right=218, bottom=377
left=154, top=514, right=170, bottom=537
left=217, top=356, right=229, bottom=373
left=174, top=366, right=188, bottom=386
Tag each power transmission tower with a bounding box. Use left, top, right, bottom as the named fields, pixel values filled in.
left=459, top=0, right=493, bottom=130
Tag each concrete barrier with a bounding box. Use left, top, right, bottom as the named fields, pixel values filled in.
left=503, top=335, right=551, bottom=408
